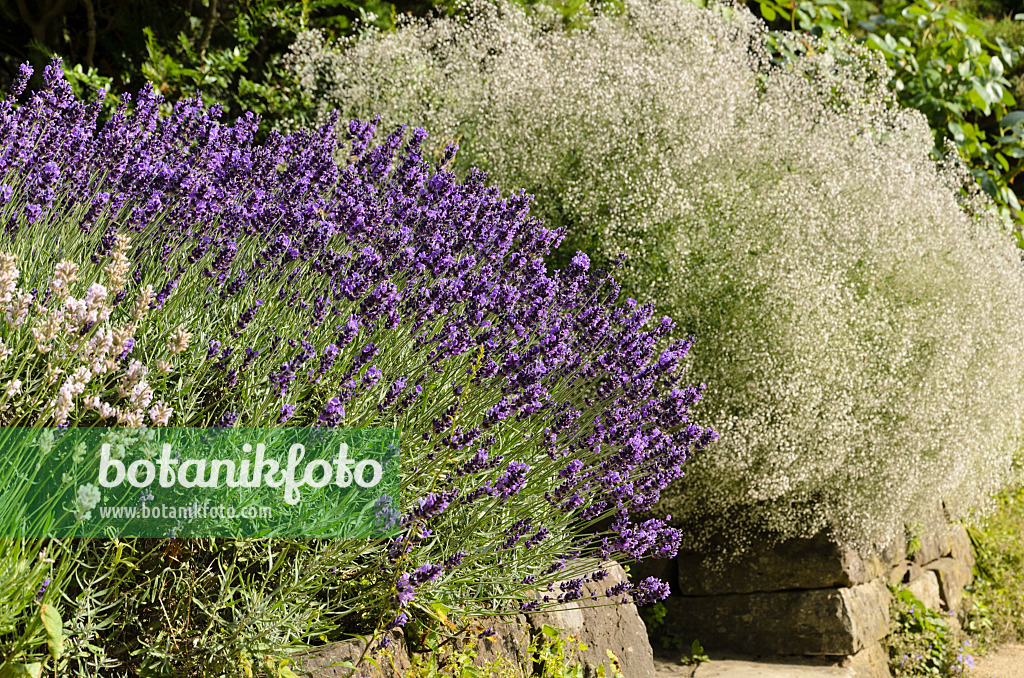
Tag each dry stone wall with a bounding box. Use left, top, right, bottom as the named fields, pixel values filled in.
left=293, top=562, right=656, bottom=678
left=289, top=526, right=975, bottom=678
left=642, top=523, right=976, bottom=678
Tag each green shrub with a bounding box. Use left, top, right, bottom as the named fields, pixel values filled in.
left=0, top=0, right=399, bottom=132
left=749, top=0, right=1024, bottom=233
left=286, top=0, right=1024, bottom=555
left=0, top=0, right=595, bottom=134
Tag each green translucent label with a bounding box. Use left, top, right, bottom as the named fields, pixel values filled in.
left=0, top=427, right=401, bottom=538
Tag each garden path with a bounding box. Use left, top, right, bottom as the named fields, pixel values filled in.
left=971, top=644, right=1024, bottom=678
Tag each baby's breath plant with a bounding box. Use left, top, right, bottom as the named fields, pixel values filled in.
left=285, top=0, right=763, bottom=278
left=286, top=0, right=1024, bottom=556
left=0, top=61, right=712, bottom=671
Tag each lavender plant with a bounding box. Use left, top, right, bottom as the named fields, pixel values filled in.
left=0, top=61, right=714, bottom=672
left=285, top=0, right=1024, bottom=556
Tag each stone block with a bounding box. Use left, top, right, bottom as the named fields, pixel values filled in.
left=470, top=615, right=531, bottom=676
left=947, top=525, right=975, bottom=568
left=661, top=578, right=891, bottom=656
left=527, top=562, right=656, bottom=678
left=840, top=642, right=892, bottom=678
left=879, top=538, right=907, bottom=570
left=901, top=562, right=923, bottom=584
left=886, top=561, right=909, bottom=587
left=631, top=557, right=679, bottom=595
left=291, top=630, right=410, bottom=678
left=925, top=557, right=973, bottom=612
left=904, top=570, right=942, bottom=611
left=653, top=656, right=698, bottom=677
left=911, top=523, right=970, bottom=567
left=677, top=533, right=893, bottom=596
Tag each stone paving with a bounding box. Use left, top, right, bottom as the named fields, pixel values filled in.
left=654, top=656, right=855, bottom=678
left=652, top=644, right=1024, bottom=678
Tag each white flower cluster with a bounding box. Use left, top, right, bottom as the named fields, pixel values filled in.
left=74, top=483, right=101, bottom=522
left=288, top=0, right=1024, bottom=554
left=0, top=241, right=186, bottom=428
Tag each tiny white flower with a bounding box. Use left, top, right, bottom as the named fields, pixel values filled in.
left=148, top=401, right=174, bottom=427
left=37, top=429, right=55, bottom=455
left=167, top=328, right=193, bottom=355
left=129, top=381, right=154, bottom=409
left=118, top=409, right=144, bottom=427
left=77, top=483, right=101, bottom=512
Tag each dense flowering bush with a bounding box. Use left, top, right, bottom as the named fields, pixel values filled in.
left=0, top=61, right=716, bottom=670
left=286, top=0, right=1024, bottom=556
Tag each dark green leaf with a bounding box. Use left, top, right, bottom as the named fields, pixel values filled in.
left=977, top=172, right=998, bottom=197
left=1001, top=111, right=1024, bottom=129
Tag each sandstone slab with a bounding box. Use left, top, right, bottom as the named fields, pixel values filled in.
left=527, top=562, right=656, bottom=678
left=947, top=525, right=974, bottom=568
left=653, top=657, right=698, bottom=678
left=911, top=523, right=970, bottom=566
left=904, top=570, right=942, bottom=611
left=661, top=578, right=891, bottom=656
left=887, top=561, right=910, bottom=587
left=840, top=641, right=892, bottom=678
left=470, top=615, right=531, bottom=677
left=677, top=533, right=896, bottom=596
left=693, top=660, right=853, bottom=677
left=925, top=556, right=972, bottom=612
left=291, top=630, right=410, bottom=678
